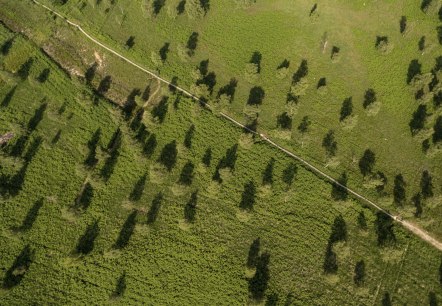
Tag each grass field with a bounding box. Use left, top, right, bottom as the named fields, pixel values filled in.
left=0, top=0, right=442, bottom=305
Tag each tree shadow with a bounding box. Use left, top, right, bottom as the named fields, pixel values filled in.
left=186, top=32, right=199, bottom=56
left=217, top=78, right=237, bottom=102
left=123, top=89, right=141, bottom=120
left=339, top=97, right=353, bottom=121
left=250, top=51, right=262, bottom=73
left=363, top=88, right=376, bottom=108
left=76, top=220, right=100, bottom=255
left=97, top=75, right=112, bottom=95
left=147, top=192, right=163, bottom=224
left=143, top=134, right=157, bottom=158
left=114, top=210, right=137, bottom=249
left=158, top=140, right=177, bottom=171
left=276, top=112, right=292, bottom=130
left=202, top=147, right=212, bottom=167
left=8, top=134, right=29, bottom=157
left=184, top=191, right=198, bottom=223
left=74, top=182, right=94, bottom=210
left=28, top=103, right=47, bottom=132
left=240, top=180, right=256, bottom=210
left=51, top=129, right=62, bottom=145
left=84, top=128, right=101, bottom=167
left=282, top=163, right=297, bottom=186
left=184, top=124, right=195, bottom=149
left=179, top=161, right=194, bottom=185
left=246, top=237, right=260, bottom=268
left=262, top=158, right=275, bottom=185
left=126, top=36, right=135, bottom=49
left=101, top=150, right=120, bottom=181
left=129, top=173, right=147, bottom=202
left=112, top=272, right=127, bottom=298
left=1, top=37, right=14, bottom=56
left=317, top=77, right=326, bottom=89
left=323, top=242, right=337, bottom=274
left=375, top=212, right=395, bottom=246
left=176, top=0, right=186, bottom=15
left=407, top=59, right=421, bottom=83
left=1, top=86, right=17, bottom=107
left=85, top=62, right=98, bottom=85
left=212, top=144, right=238, bottom=182
left=331, top=172, right=348, bottom=201
left=277, top=59, right=290, bottom=69
left=151, top=96, right=169, bottom=123
left=3, top=244, right=35, bottom=289
left=152, top=0, right=166, bottom=15
left=292, top=60, right=308, bottom=84
left=17, top=58, right=34, bottom=80
left=15, top=198, right=44, bottom=232
left=247, top=86, right=265, bottom=105
left=37, top=68, right=50, bottom=83
left=248, top=252, right=270, bottom=301
left=159, top=42, right=170, bottom=61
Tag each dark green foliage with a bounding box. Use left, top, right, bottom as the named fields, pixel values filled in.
left=422, top=138, right=431, bottom=152
left=363, top=88, right=376, bottom=108
left=248, top=252, right=270, bottom=301
left=317, top=77, right=326, bottom=89
left=282, top=162, right=297, bottom=186
left=357, top=211, right=367, bottom=230
left=277, top=59, right=290, bottom=69
left=1, top=86, right=17, bottom=107
left=142, top=85, right=151, bottom=101
left=114, top=210, right=137, bottom=249
left=85, top=62, right=98, bottom=85
left=433, top=116, right=442, bottom=143
left=101, top=150, right=120, bottom=180
left=184, top=124, right=195, bottom=148
left=438, top=26, right=442, bottom=45
left=126, top=36, right=135, bottom=48
left=130, top=108, right=144, bottom=132
left=434, top=91, right=442, bottom=108
left=409, top=104, right=427, bottom=134
left=76, top=221, right=100, bottom=255
left=329, top=214, right=347, bottom=244
left=37, top=68, right=50, bottom=83
left=152, top=0, right=166, bottom=15
left=322, top=130, right=337, bottom=157
left=17, top=58, right=34, bottom=80
left=247, top=86, right=265, bottom=105
left=27, top=103, right=47, bottom=132
left=184, top=191, right=198, bottom=222
left=323, top=243, right=338, bottom=274
left=331, top=46, right=340, bottom=59
left=51, top=129, right=62, bottom=145
left=265, top=292, right=279, bottom=306
left=298, top=116, right=311, bottom=133
left=1, top=38, right=13, bottom=56
left=429, top=292, right=438, bottom=306
left=19, top=198, right=43, bottom=231
left=107, top=127, right=122, bottom=152
left=147, top=192, right=163, bottom=223
left=217, top=78, right=238, bottom=102
left=262, top=158, right=275, bottom=185
left=75, top=182, right=94, bottom=210
left=244, top=118, right=258, bottom=133
left=339, top=97, right=353, bottom=121
left=292, top=59, right=308, bottom=84
left=393, top=174, right=406, bottom=205
left=202, top=148, right=212, bottom=167
left=158, top=140, right=178, bottom=171
left=143, top=134, right=157, bottom=158
left=197, top=71, right=217, bottom=94
left=9, top=134, right=28, bottom=157
left=123, top=89, right=141, bottom=120
left=358, top=149, right=376, bottom=176
left=439, top=257, right=442, bottom=286
left=407, top=59, right=422, bottom=84
left=375, top=212, right=395, bottom=246
left=129, top=174, right=147, bottom=202
left=186, top=32, right=199, bottom=56
left=419, top=36, right=426, bottom=51
left=309, top=3, right=318, bottom=16
left=3, top=245, right=35, bottom=289
left=277, top=112, right=292, bottom=130
left=382, top=292, right=392, bottom=306
left=97, top=75, right=112, bottom=95
left=420, top=170, right=433, bottom=198
left=375, top=36, right=389, bottom=49
left=421, top=0, right=433, bottom=12
left=399, top=16, right=407, bottom=33
left=136, top=123, right=149, bottom=142
left=114, top=273, right=127, bottom=297
left=240, top=180, right=256, bottom=210
left=412, top=193, right=423, bottom=217
left=331, top=172, right=348, bottom=201
left=200, top=0, right=210, bottom=14
left=247, top=238, right=260, bottom=268
left=354, top=260, right=365, bottom=286
left=159, top=42, right=170, bottom=61
left=250, top=51, right=262, bottom=73
left=177, top=0, right=186, bottom=14
left=151, top=96, right=169, bottom=123
left=84, top=128, right=101, bottom=167
left=179, top=161, right=195, bottom=185
left=213, top=144, right=238, bottom=182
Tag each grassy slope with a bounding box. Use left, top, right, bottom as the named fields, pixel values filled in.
left=1, top=0, right=439, bottom=238
left=0, top=22, right=442, bottom=305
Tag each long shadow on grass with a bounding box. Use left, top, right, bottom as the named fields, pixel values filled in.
left=147, top=193, right=163, bottom=224
left=3, top=244, right=35, bottom=289
left=14, top=198, right=44, bottom=232
left=114, top=210, right=137, bottom=249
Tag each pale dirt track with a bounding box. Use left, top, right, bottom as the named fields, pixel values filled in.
left=31, top=0, right=442, bottom=252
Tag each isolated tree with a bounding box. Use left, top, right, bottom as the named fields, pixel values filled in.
left=393, top=174, right=406, bottom=205
left=298, top=116, right=311, bottom=134
left=262, top=158, right=275, bottom=185
left=143, top=134, right=157, bottom=158
left=277, top=112, right=292, bottom=130
left=97, top=75, right=112, bottom=95
left=340, top=97, right=353, bottom=121
left=37, top=68, right=50, bottom=83
left=186, top=32, right=199, bottom=56
left=240, top=180, right=256, bottom=210
left=184, top=191, right=198, bottom=222
left=412, top=193, right=423, bottom=217
left=184, top=124, right=195, bottom=148
left=322, top=130, right=337, bottom=157
left=358, top=149, right=376, bottom=176
left=400, top=16, right=407, bottom=34
left=247, top=86, right=265, bottom=105
left=418, top=36, right=426, bottom=51
left=126, top=36, right=135, bottom=49
left=202, top=147, right=212, bottom=167
left=354, top=260, right=365, bottom=286
left=329, top=214, right=347, bottom=244
left=247, top=237, right=261, bottom=268
left=409, top=104, right=427, bottom=134
left=420, top=170, right=434, bottom=198
left=382, top=292, right=392, bottom=306
left=282, top=163, right=297, bottom=186
left=179, top=161, right=195, bottom=185
left=363, top=88, right=376, bottom=108
left=433, top=116, right=442, bottom=143
left=357, top=211, right=367, bottom=230
left=375, top=212, right=395, bottom=246
left=249, top=252, right=270, bottom=300
left=158, top=140, right=178, bottom=171
left=407, top=59, right=422, bottom=84
left=323, top=243, right=338, bottom=274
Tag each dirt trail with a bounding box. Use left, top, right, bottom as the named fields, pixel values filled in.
left=31, top=0, right=442, bottom=252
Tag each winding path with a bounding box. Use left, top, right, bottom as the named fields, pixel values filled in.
left=30, top=0, right=442, bottom=252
